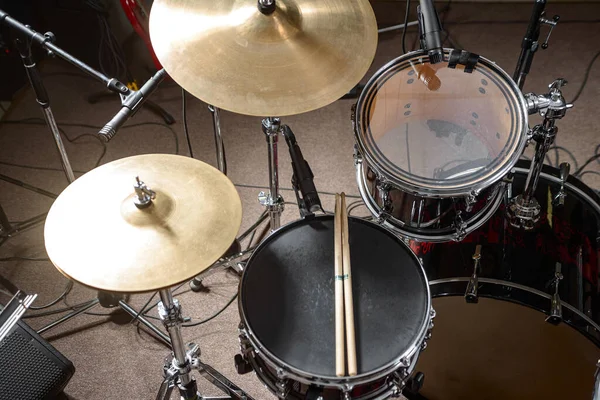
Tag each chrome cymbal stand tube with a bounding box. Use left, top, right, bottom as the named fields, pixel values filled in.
left=507, top=79, right=573, bottom=229
left=156, top=288, right=255, bottom=400
left=260, top=117, right=285, bottom=231
left=209, top=105, right=227, bottom=174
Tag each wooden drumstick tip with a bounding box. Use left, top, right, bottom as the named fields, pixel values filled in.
left=340, top=192, right=358, bottom=376
left=334, top=193, right=345, bottom=377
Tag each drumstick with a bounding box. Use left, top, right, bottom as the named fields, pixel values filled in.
left=334, top=194, right=345, bottom=377
left=341, top=192, right=358, bottom=376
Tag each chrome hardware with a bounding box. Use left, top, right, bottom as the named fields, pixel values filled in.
left=507, top=194, right=541, bottom=230
left=525, top=78, right=573, bottom=118
left=553, top=162, right=570, bottom=206
left=545, top=265, right=563, bottom=325
left=465, top=245, right=482, bottom=303
left=275, top=377, right=289, bottom=399
left=465, top=191, right=478, bottom=213
left=453, top=212, right=467, bottom=241
left=540, top=15, right=559, bottom=50
left=133, top=176, right=156, bottom=208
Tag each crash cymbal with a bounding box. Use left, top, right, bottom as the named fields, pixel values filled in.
left=44, top=154, right=242, bottom=293
left=149, top=0, right=378, bottom=116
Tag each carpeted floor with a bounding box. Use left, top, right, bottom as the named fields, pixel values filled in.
left=0, top=2, right=599, bottom=399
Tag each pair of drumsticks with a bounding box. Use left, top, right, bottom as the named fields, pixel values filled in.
left=334, top=193, right=357, bottom=377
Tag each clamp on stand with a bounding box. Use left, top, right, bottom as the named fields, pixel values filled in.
left=507, top=79, right=573, bottom=230
left=259, top=118, right=285, bottom=232
left=156, top=289, right=255, bottom=400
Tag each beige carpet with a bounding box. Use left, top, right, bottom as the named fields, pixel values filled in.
left=0, top=2, right=599, bottom=399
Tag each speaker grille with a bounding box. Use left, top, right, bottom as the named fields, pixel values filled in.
left=0, top=328, right=72, bottom=400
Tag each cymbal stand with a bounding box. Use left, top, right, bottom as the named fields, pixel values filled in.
left=156, top=288, right=255, bottom=400
left=507, top=79, right=572, bottom=229
left=209, top=105, right=227, bottom=175
left=259, top=118, right=285, bottom=231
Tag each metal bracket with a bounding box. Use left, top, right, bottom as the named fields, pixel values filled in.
left=465, top=245, right=482, bottom=303
left=553, top=162, right=570, bottom=206
left=545, top=265, right=563, bottom=325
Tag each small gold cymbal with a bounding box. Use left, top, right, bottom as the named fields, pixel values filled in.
left=149, top=0, right=378, bottom=116
left=44, top=154, right=242, bottom=293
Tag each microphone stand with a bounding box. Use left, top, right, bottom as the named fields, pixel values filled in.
left=0, top=8, right=176, bottom=347
left=513, top=0, right=559, bottom=90
left=0, top=8, right=130, bottom=183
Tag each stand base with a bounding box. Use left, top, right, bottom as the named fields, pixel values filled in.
left=157, top=343, right=255, bottom=400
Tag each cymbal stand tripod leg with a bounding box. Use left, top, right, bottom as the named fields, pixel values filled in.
left=156, top=289, right=255, bottom=400
left=259, top=118, right=284, bottom=232
left=35, top=294, right=171, bottom=347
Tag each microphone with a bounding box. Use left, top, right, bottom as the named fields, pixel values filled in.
left=411, top=63, right=441, bottom=91
left=98, top=68, right=167, bottom=142
left=418, top=0, right=444, bottom=64
left=281, top=125, right=322, bottom=214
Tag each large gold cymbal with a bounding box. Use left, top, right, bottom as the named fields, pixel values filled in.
left=149, top=0, right=378, bottom=116
left=44, top=154, right=242, bottom=293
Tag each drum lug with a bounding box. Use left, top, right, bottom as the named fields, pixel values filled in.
left=275, top=369, right=290, bottom=399
left=376, top=180, right=393, bottom=223
left=552, top=162, right=570, bottom=206
left=452, top=212, right=467, bottom=241
left=465, top=191, right=478, bottom=213
left=464, top=245, right=482, bottom=303
left=353, top=144, right=362, bottom=165
left=545, top=268, right=564, bottom=325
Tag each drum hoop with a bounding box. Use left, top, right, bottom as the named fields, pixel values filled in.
left=429, top=277, right=600, bottom=336
left=354, top=49, right=528, bottom=198
left=513, top=163, right=600, bottom=211
left=238, top=215, right=432, bottom=387
left=355, top=160, right=506, bottom=242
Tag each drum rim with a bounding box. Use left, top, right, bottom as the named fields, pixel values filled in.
left=354, top=49, right=528, bottom=198
left=355, top=160, right=506, bottom=242
left=429, top=277, right=600, bottom=347
left=238, top=214, right=433, bottom=386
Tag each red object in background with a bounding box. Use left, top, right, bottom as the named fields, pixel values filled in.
left=119, top=0, right=162, bottom=71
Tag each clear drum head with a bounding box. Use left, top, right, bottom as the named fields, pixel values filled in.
left=355, top=50, right=528, bottom=197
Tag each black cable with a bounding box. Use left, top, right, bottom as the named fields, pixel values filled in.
left=182, top=89, right=194, bottom=158
left=0, top=256, right=50, bottom=262
left=23, top=298, right=98, bottom=318
left=547, top=145, right=580, bottom=172
left=571, top=49, right=600, bottom=104
left=401, top=0, right=411, bottom=54
left=182, top=293, right=238, bottom=327
left=574, top=153, right=600, bottom=176
left=130, top=292, right=158, bottom=325
left=29, top=281, right=73, bottom=310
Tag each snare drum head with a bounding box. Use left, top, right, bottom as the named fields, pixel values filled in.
left=355, top=50, right=527, bottom=196
left=240, top=216, right=429, bottom=380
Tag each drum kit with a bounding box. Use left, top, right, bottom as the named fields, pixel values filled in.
left=1, top=0, right=599, bottom=399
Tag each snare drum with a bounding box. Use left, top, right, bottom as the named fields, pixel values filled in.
left=411, top=160, right=600, bottom=399
left=354, top=50, right=528, bottom=242
left=237, top=215, right=434, bottom=399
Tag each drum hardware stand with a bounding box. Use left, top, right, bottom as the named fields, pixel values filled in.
left=465, top=245, right=482, bottom=303
left=593, top=360, right=600, bottom=400
left=156, top=289, right=255, bottom=400
left=209, top=105, right=227, bottom=175
left=552, top=162, right=570, bottom=206
left=545, top=267, right=563, bottom=325
left=513, top=0, right=559, bottom=90
left=259, top=117, right=285, bottom=231
left=507, top=79, right=572, bottom=230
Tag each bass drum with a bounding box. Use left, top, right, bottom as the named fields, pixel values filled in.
left=237, top=215, right=434, bottom=399
left=410, top=160, right=600, bottom=399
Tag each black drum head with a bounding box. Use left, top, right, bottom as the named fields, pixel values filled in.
left=240, top=216, right=429, bottom=379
